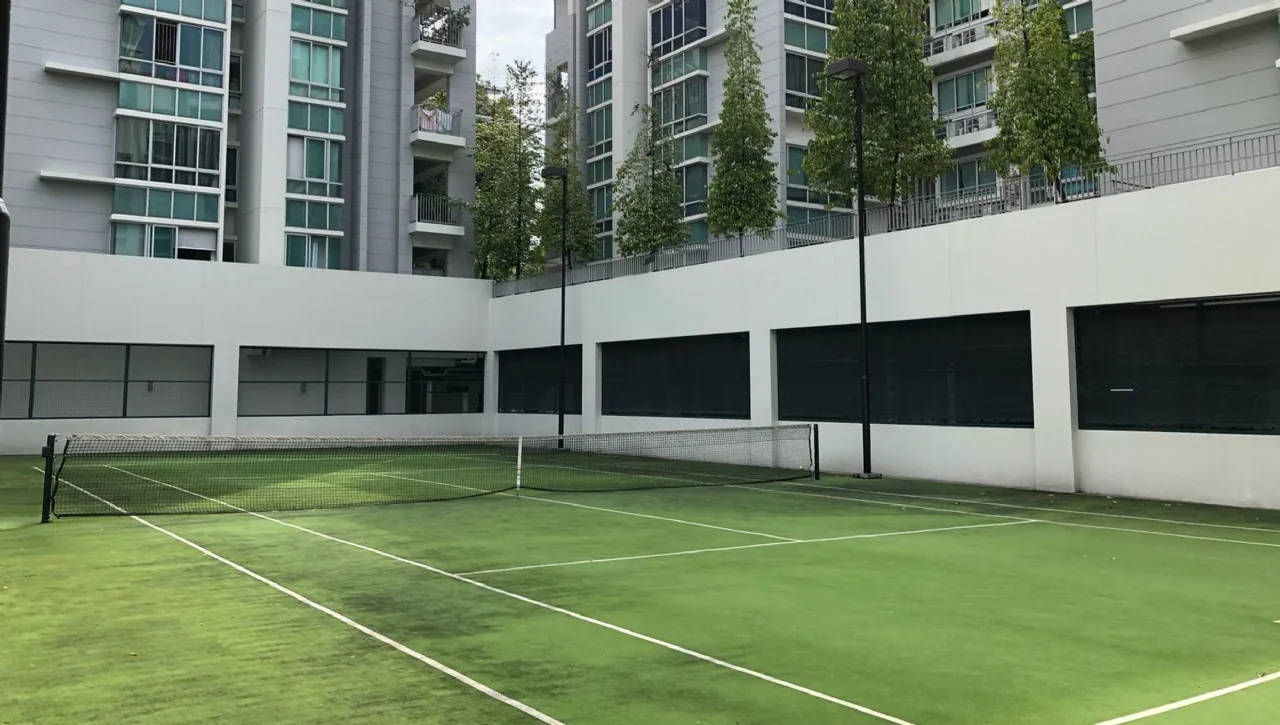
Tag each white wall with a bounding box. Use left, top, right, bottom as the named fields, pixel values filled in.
left=1, top=251, right=491, bottom=447
left=489, top=166, right=1280, bottom=509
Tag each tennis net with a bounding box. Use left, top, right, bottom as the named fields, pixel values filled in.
left=46, top=424, right=817, bottom=517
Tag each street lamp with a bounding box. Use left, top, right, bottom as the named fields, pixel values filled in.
left=824, top=57, right=880, bottom=479
left=541, top=165, right=570, bottom=448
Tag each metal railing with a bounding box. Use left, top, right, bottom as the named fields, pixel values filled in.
left=938, top=108, right=998, bottom=141
left=416, top=12, right=465, bottom=48
left=492, top=127, right=1280, bottom=298
left=413, top=194, right=462, bottom=225
left=924, top=15, right=996, bottom=59
left=414, top=106, right=463, bottom=136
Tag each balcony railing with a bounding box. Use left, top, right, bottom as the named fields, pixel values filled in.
left=924, top=15, right=996, bottom=59
left=416, top=12, right=465, bottom=48
left=414, top=194, right=462, bottom=225
left=414, top=106, right=463, bottom=136
left=492, top=127, right=1280, bottom=298
left=938, top=108, right=998, bottom=141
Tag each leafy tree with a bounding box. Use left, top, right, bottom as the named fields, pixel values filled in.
left=613, top=104, right=686, bottom=255
left=987, top=0, right=1105, bottom=201
left=535, top=74, right=597, bottom=266
left=707, top=0, right=780, bottom=241
left=804, top=0, right=950, bottom=210
left=471, top=61, right=541, bottom=280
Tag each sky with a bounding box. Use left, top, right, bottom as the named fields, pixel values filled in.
left=474, top=1, right=554, bottom=86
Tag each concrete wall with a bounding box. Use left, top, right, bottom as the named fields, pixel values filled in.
left=0, top=250, right=492, bottom=452
left=1094, top=0, right=1280, bottom=156
left=489, top=165, right=1280, bottom=510
left=7, top=0, right=119, bottom=253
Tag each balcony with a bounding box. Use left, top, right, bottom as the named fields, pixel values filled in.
left=412, top=11, right=467, bottom=77
left=924, top=16, right=996, bottom=70
left=410, top=107, right=466, bottom=161
left=410, top=193, right=465, bottom=247
left=937, top=108, right=998, bottom=149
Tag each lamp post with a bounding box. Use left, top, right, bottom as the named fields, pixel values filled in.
left=0, top=0, right=11, bottom=425
left=825, top=57, right=880, bottom=479
left=541, top=165, right=570, bottom=448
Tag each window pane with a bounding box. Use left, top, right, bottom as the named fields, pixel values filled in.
left=288, top=101, right=308, bottom=129
left=290, top=40, right=310, bottom=82
left=291, top=5, right=310, bottom=34
left=152, top=122, right=176, bottom=165
left=171, top=191, right=196, bottom=220
left=313, top=10, right=331, bottom=38
left=116, top=118, right=150, bottom=164
left=959, top=161, right=977, bottom=189
left=305, top=138, right=325, bottom=179
left=178, top=88, right=200, bottom=118
left=285, top=199, right=307, bottom=227
left=196, top=193, right=219, bottom=222
left=119, top=81, right=150, bottom=111
left=308, top=201, right=327, bottom=228
left=787, top=146, right=806, bottom=186
left=202, top=28, right=223, bottom=71
left=113, top=186, right=147, bottom=216
left=112, top=223, right=146, bottom=256
left=198, top=128, right=220, bottom=170
left=119, top=14, right=153, bottom=61
left=329, top=142, right=341, bottom=183
left=332, top=14, right=346, bottom=40
left=204, top=0, right=225, bottom=22
left=310, top=104, right=329, bottom=132
left=938, top=78, right=955, bottom=115
left=148, top=189, right=173, bottom=218
left=153, top=85, right=177, bottom=115
left=151, top=226, right=176, bottom=258
left=328, top=204, right=343, bottom=231
left=785, top=20, right=805, bottom=47
left=936, top=0, right=954, bottom=27
left=286, top=235, right=307, bottom=266
left=173, top=124, right=198, bottom=168
left=326, top=237, right=342, bottom=269
left=179, top=24, right=202, bottom=67
left=312, top=44, right=330, bottom=85
left=199, top=92, right=221, bottom=121
left=329, top=47, right=342, bottom=89
left=957, top=73, right=974, bottom=109
left=286, top=136, right=305, bottom=177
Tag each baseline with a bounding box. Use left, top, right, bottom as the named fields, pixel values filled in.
left=101, top=466, right=919, bottom=725
left=41, top=469, right=565, bottom=725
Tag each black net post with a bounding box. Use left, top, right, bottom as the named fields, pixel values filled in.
left=812, top=424, right=820, bottom=480
left=40, top=434, right=55, bottom=523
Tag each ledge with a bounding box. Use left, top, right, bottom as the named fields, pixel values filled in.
left=44, top=62, right=121, bottom=82
left=1170, top=0, right=1280, bottom=42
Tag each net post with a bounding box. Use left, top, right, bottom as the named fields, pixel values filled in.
left=40, top=434, right=56, bottom=523
left=811, top=424, right=821, bottom=481
left=515, top=436, right=523, bottom=496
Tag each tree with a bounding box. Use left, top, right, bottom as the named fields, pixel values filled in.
left=707, top=0, right=780, bottom=241
left=986, top=0, right=1106, bottom=201
left=471, top=61, right=541, bottom=280
left=535, top=74, right=597, bottom=266
left=613, top=104, right=686, bottom=256
left=804, top=0, right=951, bottom=211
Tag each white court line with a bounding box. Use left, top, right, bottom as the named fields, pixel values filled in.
left=41, top=469, right=563, bottom=725
left=376, top=473, right=800, bottom=542
left=101, top=466, right=918, bottom=725
left=458, top=520, right=1038, bottom=576
left=744, top=484, right=1280, bottom=550
left=1093, top=670, right=1280, bottom=725
left=787, top=481, right=1280, bottom=537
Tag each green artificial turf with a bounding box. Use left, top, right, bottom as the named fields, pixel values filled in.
left=3, top=452, right=1280, bottom=724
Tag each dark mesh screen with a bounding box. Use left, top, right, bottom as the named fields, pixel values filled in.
left=601, top=332, right=750, bottom=418
left=777, top=312, right=1033, bottom=427
left=498, top=345, right=583, bottom=414
left=1076, top=298, right=1280, bottom=433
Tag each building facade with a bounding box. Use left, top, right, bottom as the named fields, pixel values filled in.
left=8, top=0, right=478, bottom=276
left=548, top=0, right=1280, bottom=258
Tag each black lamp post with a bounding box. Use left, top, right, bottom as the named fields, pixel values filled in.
left=540, top=165, right=569, bottom=448
left=0, top=0, right=11, bottom=425
left=825, top=57, right=880, bottom=479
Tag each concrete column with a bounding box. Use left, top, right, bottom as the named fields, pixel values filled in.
left=482, top=348, right=499, bottom=435
left=1031, top=306, right=1079, bottom=492
left=240, top=0, right=293, bottom=265
left=749, top=328, right=776, bottom=426
left=581, top=341, right=601, bottom=433
left=209, top=344, right=241, bottom=436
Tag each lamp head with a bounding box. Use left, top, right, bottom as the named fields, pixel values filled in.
left=825, top=57, right=870, bottom=81
left=541, top=165, right=569, bottom=180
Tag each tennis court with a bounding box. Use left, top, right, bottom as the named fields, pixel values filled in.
left=4, top=425, right=1280, bottom=724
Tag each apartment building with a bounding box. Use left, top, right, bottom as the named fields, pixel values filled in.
left=547, top=0, right=1280, bottom=258
left=8, top=0, right=478, bottom=276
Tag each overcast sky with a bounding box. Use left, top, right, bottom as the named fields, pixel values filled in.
left=474, top=1, right=554, bottom=86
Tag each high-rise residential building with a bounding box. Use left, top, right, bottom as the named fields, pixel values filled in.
left=548, top=0, right=1280, bottom=259
left=9, top=0, right=478, bottom=276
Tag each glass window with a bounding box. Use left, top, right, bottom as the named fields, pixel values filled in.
left=154, top=85, right=178, bottom=115
left=152, top=226, right=177, bottom=258
left=937, top=67, right=989, bottom=116
left=587, top=26, right=612, bottom=81
left=171, top=191, right=197, bottom=220
left=286, top=234, right=341, bottom=269
left=650, top=0, right=707, bottom=57
left=289, top=40, right=344, bottom=101
left=118, top=13, right=224, bottom=88
left=111, top=223, right=147, bottom=256
left=196, top=193, right=219, bottom=222
left=586, top=78, right=612, bottom=108
left=784, top=53, right=824, bottom=109
left=113, top=186, right=148, bottom=216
